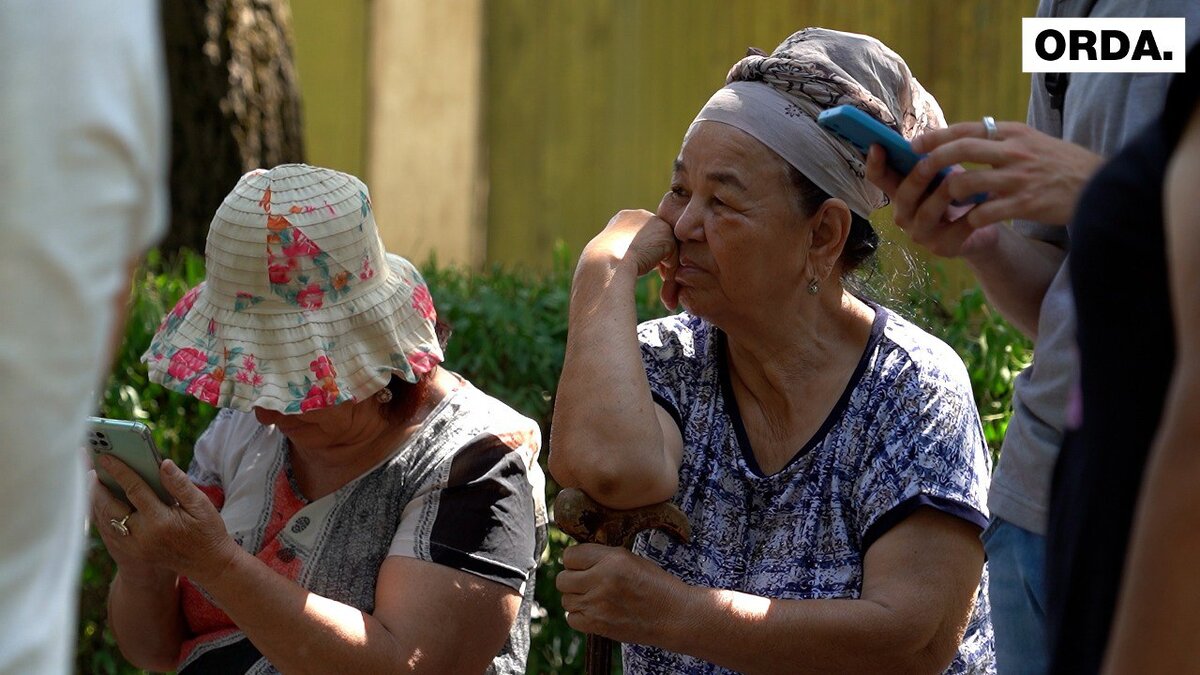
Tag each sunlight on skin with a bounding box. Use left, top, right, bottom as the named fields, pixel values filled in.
left=718, top=590, right=773, bottom=622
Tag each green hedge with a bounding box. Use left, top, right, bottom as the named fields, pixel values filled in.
left=78, top=247, right=1030, bottom=674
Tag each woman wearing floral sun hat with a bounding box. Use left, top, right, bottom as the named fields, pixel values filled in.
left=89, top=164, right=547, bottom=674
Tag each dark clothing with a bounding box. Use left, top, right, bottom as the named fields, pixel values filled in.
left=1048, top=45, right=1200, bottom=673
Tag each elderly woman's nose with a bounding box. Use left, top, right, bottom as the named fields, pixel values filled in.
left=672, top=201, right=704, bottom=241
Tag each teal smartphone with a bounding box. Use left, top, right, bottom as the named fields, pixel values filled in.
left=817, top=104, right=987, bottom=205
left=86, top=417, right=174, bottom=506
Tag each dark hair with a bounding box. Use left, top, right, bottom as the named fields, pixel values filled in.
left=381, top=317, right=453, bottom=423
left=784, top=164, right=879, bottom=275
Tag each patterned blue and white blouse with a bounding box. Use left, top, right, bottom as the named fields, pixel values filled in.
left=626, top=307, right=994, bottom=674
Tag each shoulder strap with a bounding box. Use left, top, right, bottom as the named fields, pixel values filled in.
left=1045, top=0, right=1102, bottom=113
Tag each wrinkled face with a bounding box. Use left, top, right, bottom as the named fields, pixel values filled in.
left=657, top=121, right=812, bottom=325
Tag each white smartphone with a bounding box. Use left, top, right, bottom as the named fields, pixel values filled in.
left=86, top=417, right=174, bottom=506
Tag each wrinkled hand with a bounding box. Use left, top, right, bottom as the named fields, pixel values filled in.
left=556, top=543, right=687, bottom=645
left=867, top=120, right=1103, bottom=259
left=912, top=121, right=1104, bottom=227
left=866, top=145, right=999, bottom=260
left=90, top=455, right=238, bottom=586
left=582, top=209, right=681, bottom=309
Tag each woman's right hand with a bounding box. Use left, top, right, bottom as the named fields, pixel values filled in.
left=581, top=209, right=680, bottom=307
left=90, top=456, right=237, bottom=586
left=90, top=470, right=170, bottom=579
left=865, top=145, right=989, bottom=260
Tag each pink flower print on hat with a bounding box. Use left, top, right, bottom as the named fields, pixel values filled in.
left=267, top=254, right=295, bottom=285
left=300, top=384, right=337, bottom=412
left=173, top=286, right=202, bottom=319
left=234, top=292, right=264, bottom=312
left=230, top=350, right=265, bottom=391
left=282, top=228, right=322, bottom=258
left=408, top=350, right=439, bottom=376
left=186, top=368, right=224, bottom=406
left=296, top=283, right=325, bottom=309
left=168, top=347, right=209, bottom=381
left=156, top=284, right=203, bottom=335
left=234, top=370, right=264, bottom=387
left=309, top=355, right=336, bottom=381
left=411, top=284, right=436, bottom=321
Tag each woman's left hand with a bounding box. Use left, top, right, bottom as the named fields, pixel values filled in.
left=92, top=455, right=238, bottom=584
left=556, top=543, right=688, bottom=645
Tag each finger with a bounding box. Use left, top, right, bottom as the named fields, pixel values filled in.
left=890, top=157, right=944, bottom=229
left=658, top=254, right=680, bottom=311
left=660, top=278, right=679, bottom=311
left=158, top=459, right=207, bottom=514
left=97, top=454, right=166, bottom=516
left=556, top=568, right=588, bottom=595
left=963, top=195, right=1039, bottom=229
left=912, top=119, right=1004, bottom=153
left=89, top=470, right=128, bottom=521
left=942, top=168, right=1014, bottom=204
left=558, top=591, right=582, bottom=613
left=561, top=542, right=613, bottom=570
left=864, top=145, right=902, bottom=196
left=564, top=607, right=593, bottom=634
left=907, top=177, right=960, bottom=245
left=924, top=137, right=1021, bottom=171
left=960, top=223, right=1001, bottom=258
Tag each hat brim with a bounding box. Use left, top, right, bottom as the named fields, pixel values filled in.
left=142, top=254, right=443, bottom=414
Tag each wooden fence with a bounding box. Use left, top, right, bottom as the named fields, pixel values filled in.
left=484, top=0, right=1032, bottom=290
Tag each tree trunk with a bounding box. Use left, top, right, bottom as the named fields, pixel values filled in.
left=159, top=0, right=305, bottom=254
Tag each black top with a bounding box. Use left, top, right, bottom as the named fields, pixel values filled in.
left=1047, top=45, right=1200, bottom=674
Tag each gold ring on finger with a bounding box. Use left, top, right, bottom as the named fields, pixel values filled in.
left=109, top=514, right=131, bottom=537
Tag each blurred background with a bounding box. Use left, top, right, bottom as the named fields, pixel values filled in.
left=167, top=0, right=1029, bottom=283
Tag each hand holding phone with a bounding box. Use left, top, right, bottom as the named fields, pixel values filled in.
left=86, top=417, right=174, bottom=506
left=817, top=105, right=986, bottom=205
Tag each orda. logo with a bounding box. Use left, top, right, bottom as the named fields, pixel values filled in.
left=1023, top=18, right=1186, bottom=73
left=1035, top=28, right=1170, bottom=62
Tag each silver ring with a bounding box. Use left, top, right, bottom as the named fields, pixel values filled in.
left=109, top=514, right=131, bottom=537
left=982, top=116, right=998, bottom=140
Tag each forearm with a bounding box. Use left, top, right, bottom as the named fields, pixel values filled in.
left=1103, top=369, right=1200, bottom=672
left=107, top=567, right=186, bottom=671
left=549, top=250, right=676, bottom=506
left=191, top=549, right=412, bottom=675
left=962, top=224, right=1065, bottom=339
left=660, top=587, right=952, bottom=675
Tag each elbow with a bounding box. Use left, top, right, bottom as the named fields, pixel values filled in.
left=581, top=466, right=678, bottom=509
left=548, top=430, right=678, bottom=509
left=863, top=618, right=961, bottom=675
left=896, top=627, right=963, bottom=675
left=551, top=452, right=677, bottom=509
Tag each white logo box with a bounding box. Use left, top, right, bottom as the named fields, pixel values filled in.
left=1022, top=17, right=1187, bottom=73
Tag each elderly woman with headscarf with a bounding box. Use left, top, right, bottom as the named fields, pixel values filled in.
left=550, top=28, right=993, bottom=674
left=90, top=165, right=546, bottom=674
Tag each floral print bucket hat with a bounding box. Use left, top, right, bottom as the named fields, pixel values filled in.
left=142, top=164, right=443, bottom=414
